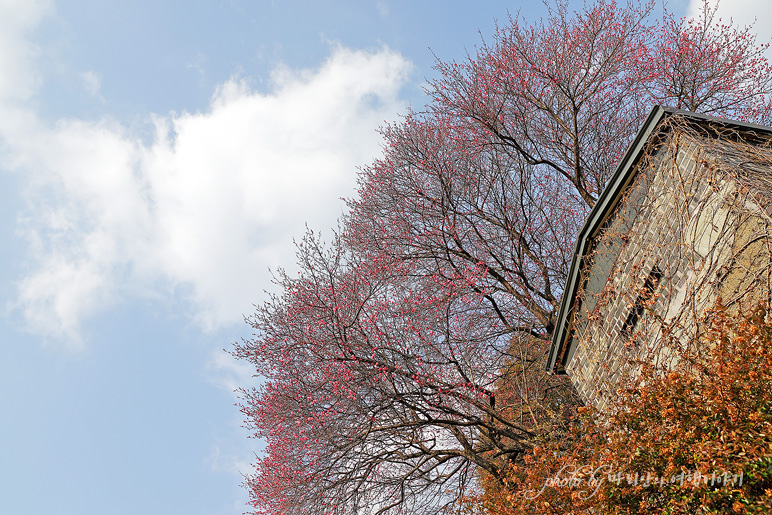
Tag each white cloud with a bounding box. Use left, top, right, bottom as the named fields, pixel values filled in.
left=207, top=349, right=260, bottom=395
left=207, top=441, right=256, bottom=477
left=0, top=17, right=413, bottom=346
left=0, top=0, right=52, bottom=101
left=80, top=71, right=102, bottom=98
left=376, top=1, right=390, bottom=17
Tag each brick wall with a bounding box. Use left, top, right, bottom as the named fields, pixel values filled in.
left=566, top=128, right=772, bottom=411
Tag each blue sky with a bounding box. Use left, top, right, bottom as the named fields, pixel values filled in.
left=0, top=1, right=766, bottom=514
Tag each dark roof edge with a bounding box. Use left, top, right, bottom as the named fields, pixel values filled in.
left=545, top=106, right=772, bottom=374
left=545, top=105, right=668, bottom=373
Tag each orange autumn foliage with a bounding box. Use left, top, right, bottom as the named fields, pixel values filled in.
left=474, top=302, right=772, bottom=514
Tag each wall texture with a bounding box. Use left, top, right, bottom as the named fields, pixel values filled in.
left=566, top=123, right=772, bottom=410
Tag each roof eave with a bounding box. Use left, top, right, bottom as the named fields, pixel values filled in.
left=546, top=106, right=772, bottom=373
left=545, top=105, right=668, bottom=373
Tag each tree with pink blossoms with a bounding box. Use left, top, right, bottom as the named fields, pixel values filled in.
left=233, top=2, right=772, bottom=514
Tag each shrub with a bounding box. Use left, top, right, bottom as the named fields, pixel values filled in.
left=476, top=302, right=772, bottom=514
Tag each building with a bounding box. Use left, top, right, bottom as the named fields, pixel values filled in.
left=547, top=106, right=772, bottom=410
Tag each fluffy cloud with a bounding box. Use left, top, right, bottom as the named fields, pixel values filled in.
left=0, top=17, right=412, bottom=347
left=80, top=71, right=102, bottom=98
left=0, top=0, right=52, bottom=101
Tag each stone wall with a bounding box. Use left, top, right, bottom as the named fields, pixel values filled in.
left=566, top=126, right=772, bottom=411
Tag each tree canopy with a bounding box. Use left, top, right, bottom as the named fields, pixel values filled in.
left=233, top=2, right=772, bottom=514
